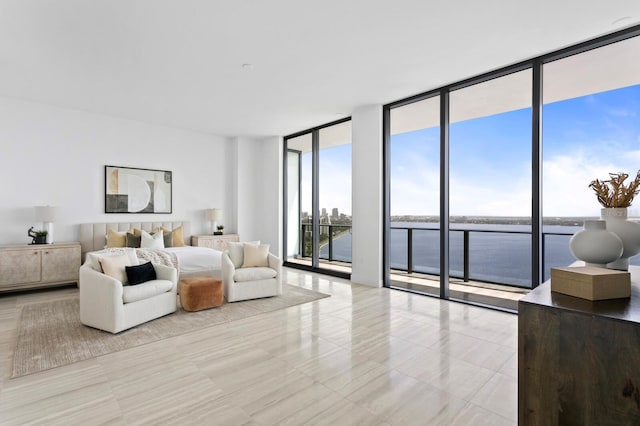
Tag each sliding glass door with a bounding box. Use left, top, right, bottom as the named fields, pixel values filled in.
left=284, top=118, right=352, bottom=276
left=285, top=133, right=313, bottom=264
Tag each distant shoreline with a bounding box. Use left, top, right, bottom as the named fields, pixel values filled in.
left=390, top=216, right=599, bottom=226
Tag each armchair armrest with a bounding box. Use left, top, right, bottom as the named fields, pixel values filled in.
left=79, top=265, right=125, bottom=331
left=268, top=253, right=280, bottom=270
left=268, top=253, right=282, bottom=296
left=79, top=265, right=123, bottom=301
left=222, top=251, right=236, bottom=301
left=153, top=264, right=178, bottom=290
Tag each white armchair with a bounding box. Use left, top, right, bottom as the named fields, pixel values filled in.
left=222, top=245, right=282, bottom=302
left=79, top=262, right=177, bottom=334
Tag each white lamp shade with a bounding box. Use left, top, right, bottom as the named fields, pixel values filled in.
left=35, top=205, right=57, bottom=222
left=205, top=208, right=223, bottom=222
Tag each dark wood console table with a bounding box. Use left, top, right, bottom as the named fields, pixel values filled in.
left=519, top=266, right=640, bottom=425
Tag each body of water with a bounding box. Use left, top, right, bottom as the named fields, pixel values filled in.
left=318, top=222, right=638, bottom=288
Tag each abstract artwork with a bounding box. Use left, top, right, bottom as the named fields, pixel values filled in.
left=105, top=165, right=172, bottom=213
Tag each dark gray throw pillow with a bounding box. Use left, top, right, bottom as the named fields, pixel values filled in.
left=126, top=232, right=141, bottom=248
left=163, top=231, right=173, bottom=248
left=125, top=262, right=157, bottom=285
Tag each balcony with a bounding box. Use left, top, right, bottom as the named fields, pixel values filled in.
left=288, top=223, right=579, bottom=310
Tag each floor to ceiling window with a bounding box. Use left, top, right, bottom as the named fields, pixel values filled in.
left=449, top=69, right=532, bottom=309
left=285, top=132, right=313, bottom=263
left=542, top=35, right=640, bottom=280
left=388, top=96, right=441, bottom=295
left=318, top=121, right=352, bottom=272
left=384, top=26, right=640, bottom=312
left=284, top=118, right=352, bottom=277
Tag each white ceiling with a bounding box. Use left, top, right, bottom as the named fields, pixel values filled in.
left=0, top=0, right=639, bottom=138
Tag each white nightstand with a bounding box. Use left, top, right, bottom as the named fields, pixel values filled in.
left=191, top=234, right=240, bottom=252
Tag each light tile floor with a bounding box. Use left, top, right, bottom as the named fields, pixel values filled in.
left=0, top=268, right=517, bottom=425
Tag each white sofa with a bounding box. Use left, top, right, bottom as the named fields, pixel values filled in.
left=221, top=247, right=282, bottom=302
left=79, top=261, right=177, bottom=334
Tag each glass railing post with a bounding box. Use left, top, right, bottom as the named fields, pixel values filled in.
left=301, top=223, right=306, bottom=257
left=407, top=228, right=413, bottom=274
left=541, top=232, right=546, bottom=283
left=463, top=230, right=470, bottom=282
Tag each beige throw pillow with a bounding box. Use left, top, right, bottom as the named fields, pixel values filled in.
left=161, top=226, right=185, bottom=247
left=242, top=243, right=270, bottom=268
left=106, top=229, right=127, bottom=248
left=228, top=241, right=260, bottom=268
left=98, top=254, right=133, bottom=284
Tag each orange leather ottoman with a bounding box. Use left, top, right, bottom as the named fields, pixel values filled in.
left=179, top=277, right=223, bottom=311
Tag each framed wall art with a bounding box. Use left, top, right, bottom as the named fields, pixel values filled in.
left=105, top=165, right=172, bottom=213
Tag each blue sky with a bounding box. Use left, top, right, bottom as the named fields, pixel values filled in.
left=297, top=83, right=640, bottom=218
left=300, top=144, right=352, bottom=216
left=391, top=84, right=640, bottom=217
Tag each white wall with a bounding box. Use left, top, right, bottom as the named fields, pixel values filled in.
left=234, top=136, right=283, bottom=257
left=0, top=97, right=234, bottom=245
left=351, top=105, right=383, bottom=287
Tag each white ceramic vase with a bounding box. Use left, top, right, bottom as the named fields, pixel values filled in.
left=600, top=208, right=640, bottom=270
left=569, top=220, right=623, bottom=267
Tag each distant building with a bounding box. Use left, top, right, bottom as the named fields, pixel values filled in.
left=332, top=208, right=339, bottom=220
left=320, top=207, right=331, bottom=236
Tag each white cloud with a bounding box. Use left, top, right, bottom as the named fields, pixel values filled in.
left=450, top=164, right=531, bottom=216
left=541, top=150, right=638, bottom=216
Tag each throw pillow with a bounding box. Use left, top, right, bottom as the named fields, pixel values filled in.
left=227, top=241, right=260, bottom=268
left=125, top=262, right=157, bottom=285
left=141, top=230, right=164, bottom=249
left=98, top=254, right=133, bottom=284
left=162, top=226, right=185, bottom=247
left=86, top=248, right=139, bottom=272
left=242, top=243, right=270, bottom=268
left=126, top=232, right=142, bottom=248
left=106, top=229, right=127, bottom=248
left=163, top=231, right=173, bottom=248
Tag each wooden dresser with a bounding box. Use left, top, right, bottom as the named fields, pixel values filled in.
left=191, top=234, right=240, bottom=252
left=0, top=242, right=82, bottom=292
left=519, top=266, right=640, bottom=424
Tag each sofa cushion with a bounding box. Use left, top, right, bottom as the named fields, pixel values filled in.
left=122, top=279, right=174, bottom=303
left=125, top=262, right=157, bottom=285
left=234, top=267, right=277, bottom=282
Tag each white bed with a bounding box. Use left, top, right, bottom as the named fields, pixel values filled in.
left=79, top=221, right=222, bottom=278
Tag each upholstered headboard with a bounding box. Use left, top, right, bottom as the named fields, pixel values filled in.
left=79, top=221, right=191, bottom=259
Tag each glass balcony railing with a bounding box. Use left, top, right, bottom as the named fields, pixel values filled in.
left=295, top=223, right=577, bottom=288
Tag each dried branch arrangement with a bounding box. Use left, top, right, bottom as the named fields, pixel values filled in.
left=589, top=170, right=640, bottom=208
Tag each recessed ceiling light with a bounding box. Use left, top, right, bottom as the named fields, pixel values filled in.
left=612, top=16, right=632, bottom=27
left=242, top=63, right=254, bottom=70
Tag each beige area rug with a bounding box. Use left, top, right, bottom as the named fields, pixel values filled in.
left=12, top=284, right=329, bottom=378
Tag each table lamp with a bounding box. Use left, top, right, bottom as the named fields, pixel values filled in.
left=205, top=208, right=223, bottom=235
left=35, top=205, right=58, bottom=244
